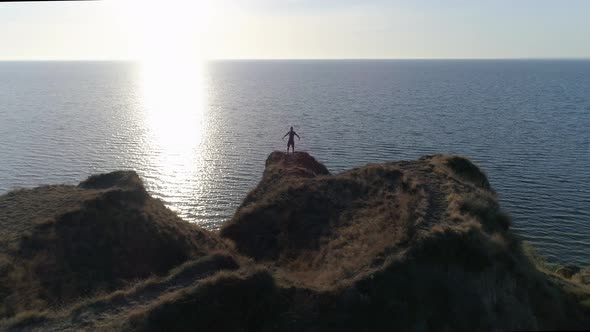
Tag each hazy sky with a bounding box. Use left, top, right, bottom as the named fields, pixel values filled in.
left=1, top=0, right=589, bottom=60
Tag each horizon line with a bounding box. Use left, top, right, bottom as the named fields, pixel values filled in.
left=1, top=57, right=590, bottom=62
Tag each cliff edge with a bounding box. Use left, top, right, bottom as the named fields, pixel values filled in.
left=1, top=153, right=589, bottom=331
left=218, top=152, right=588, bottom=330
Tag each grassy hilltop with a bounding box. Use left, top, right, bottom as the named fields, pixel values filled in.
left=0, top=152, right=588, bottom=331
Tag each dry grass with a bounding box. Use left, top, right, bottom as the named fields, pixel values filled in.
left=2, top=154, right=589, bottom=331
left=222, top=158, right=429, bottom=287
left=218, top=153, right=590, bottom=330
left=0, top=253, right=241, bottom=331
left=0, top=171, right=228, bottom=321
left=117, top=267, right=284, bottom=332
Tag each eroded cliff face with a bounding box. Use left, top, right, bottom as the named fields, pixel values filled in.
left=1, top=154, right=588, bottom=332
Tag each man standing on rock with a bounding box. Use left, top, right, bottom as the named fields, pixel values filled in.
left=282, top=126, right=300, bottom=153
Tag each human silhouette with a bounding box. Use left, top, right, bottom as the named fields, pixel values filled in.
left=282, top=126, right=300, bottom=153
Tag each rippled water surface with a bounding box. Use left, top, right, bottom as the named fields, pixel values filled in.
left=1, top=60, right=589, bottom=265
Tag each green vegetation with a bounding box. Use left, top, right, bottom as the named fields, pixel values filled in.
left=0, top=153, right=588, bottom=331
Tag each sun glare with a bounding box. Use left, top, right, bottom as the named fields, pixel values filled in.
left=111, top=0, right=212, bottom=148
left=113, top=0, right=211, bottom=155
left=110, top=0, right=213, bottom=213
left=138, top=58, right=208, bottom=214
left=115, top=0, right=211, bottom=63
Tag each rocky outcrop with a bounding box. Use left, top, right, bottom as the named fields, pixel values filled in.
left=1, top=154, right=589, bottom=331
left=219, top=152, right=589, bottom=330
left=221, top=152, right=506, bottom=278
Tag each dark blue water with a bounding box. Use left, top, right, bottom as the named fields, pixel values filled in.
left=0, top=60, right=589, bottom=265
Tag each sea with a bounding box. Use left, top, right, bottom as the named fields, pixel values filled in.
left=0, top=60, right=588, bottom=265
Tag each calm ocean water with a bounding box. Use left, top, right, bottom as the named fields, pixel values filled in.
left=0, top=60, right=588, bottom=265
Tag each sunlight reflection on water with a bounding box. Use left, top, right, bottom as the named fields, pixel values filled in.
left=138, top=60, right=209, bottom=217
left=1, top=60, right=589, bottom=265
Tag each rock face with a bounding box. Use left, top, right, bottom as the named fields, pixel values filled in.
left=1, top=154, right=589, bottom=331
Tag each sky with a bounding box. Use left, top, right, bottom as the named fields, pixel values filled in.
left=1, top=0, right=589, bottom=60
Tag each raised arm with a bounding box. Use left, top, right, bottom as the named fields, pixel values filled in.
left=295, top=132, right=300, bottom=139
left=283, top=132, right=289, bottom=139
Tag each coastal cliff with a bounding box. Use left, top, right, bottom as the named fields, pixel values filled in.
left=0, top=153, right=588, bottom=331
